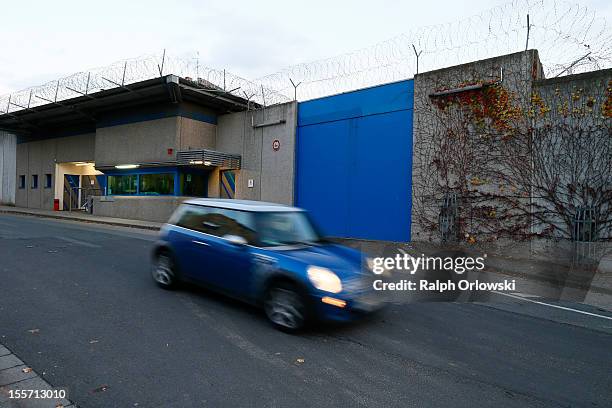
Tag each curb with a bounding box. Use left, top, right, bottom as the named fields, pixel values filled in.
left=0, top=209, right=161, bottom=232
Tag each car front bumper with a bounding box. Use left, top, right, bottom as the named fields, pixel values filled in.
left=310, top=289, right=386, bottom=322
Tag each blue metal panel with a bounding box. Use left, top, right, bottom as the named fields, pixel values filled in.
left=296, top=80, right=413, bottom=242
left=299, top=80, right=413, bottom=126
left=297, top=120, right=352, bottom=237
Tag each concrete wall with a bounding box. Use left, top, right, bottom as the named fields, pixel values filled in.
left=15, top=133, right=95, bottom=209
left=217, top=102, right=297, bottom=205
left=56, top=133, right=96, bottom=162
left=530, top=69, right=612, bottom=239
left=178, top=117, right=216, bottom=151
left=411, top=50, right=543, bottom=242
left=95, top=115, right=219, bottom=168
left=207, top=167, right=221, bottom=198
left=93, top=195, right=190, bottom=223
left=0, top=131, right=16, bottom=205
left=95, top=117, right=180, bottom=166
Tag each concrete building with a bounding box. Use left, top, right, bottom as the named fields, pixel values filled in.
left=0, top=71, right=415, bottom=242
left=0, top=76, right=297, bottom=223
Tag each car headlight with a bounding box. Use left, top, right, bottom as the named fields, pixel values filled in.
left=307, top=266, right=342, bottom=294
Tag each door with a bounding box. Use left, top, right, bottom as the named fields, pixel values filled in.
left=194, top=207, right=255, bottom=297
left=171, top=205, right=218, bottom=282
left=296, top=80, right=414, bottom=242
left=172, top=204, right=255, bottom=296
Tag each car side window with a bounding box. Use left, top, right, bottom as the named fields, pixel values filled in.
left=175, top=205, right=210, bottom=232
left=201, top=208, right=257, bottom=244
left=175, top=205, right=257, bottom=244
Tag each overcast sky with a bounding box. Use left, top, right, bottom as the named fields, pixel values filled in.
left=1, top=0, right=610, bottom=96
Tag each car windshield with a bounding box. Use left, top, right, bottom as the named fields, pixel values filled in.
left=255, top=211, right=321, bottom=247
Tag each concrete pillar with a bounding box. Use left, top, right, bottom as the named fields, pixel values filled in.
left=0, top=131, right=17, bottom=205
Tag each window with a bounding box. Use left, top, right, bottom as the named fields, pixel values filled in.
left=31, top=175, right=38, bottom=189
left=139, top=173, right=174, bottom=195
left=45, top=174, right=52, bottom=189
left=175, top=205, right=257, bottom=244
left=107, top=175, right=137, bottom=195
left=19, top=175, right=25, bottom=189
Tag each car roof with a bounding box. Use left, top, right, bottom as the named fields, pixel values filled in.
left=182, top=198, right=304, bottom=212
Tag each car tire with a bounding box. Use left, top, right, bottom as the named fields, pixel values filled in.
left=264, top=282, right=308, bottom=333
left=152, top=251, right=179, bottom=289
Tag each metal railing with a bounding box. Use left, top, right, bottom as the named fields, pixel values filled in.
left=572, top=206, right=599, bottom=265
left=68, top=187, right=104, bottom=214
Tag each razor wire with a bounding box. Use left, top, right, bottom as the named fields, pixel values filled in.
left=256, top=0, right=612, bottom=100
left=1, top=0, right=610, bottom=112
left=0, top=54, right=291, bottom=115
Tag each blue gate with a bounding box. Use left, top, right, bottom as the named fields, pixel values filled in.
left=296, top=80, right=414, bottom=242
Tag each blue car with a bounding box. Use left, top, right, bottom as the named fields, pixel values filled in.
left=152, top=199, right=383, bottom=331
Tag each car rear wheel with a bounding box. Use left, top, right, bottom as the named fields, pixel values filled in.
left=264, top=283, right=307, bottom=332
left=152, top=252, right=178, bottom=289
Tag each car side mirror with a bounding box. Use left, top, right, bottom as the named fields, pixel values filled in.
left=223, top=234, right=248, bottom=246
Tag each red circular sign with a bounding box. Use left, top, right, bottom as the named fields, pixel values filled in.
left=272, top=139, right=280, bottom=151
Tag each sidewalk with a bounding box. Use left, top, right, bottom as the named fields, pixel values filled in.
left=0, top=344, right=75, bottom=408
left=0, top=206, right=162, bottom=231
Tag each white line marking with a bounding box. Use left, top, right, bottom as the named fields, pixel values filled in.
left=56, top=236, right=101, bottom=248
left=492, top=291, right=612, bottom=321
left=510, top=292, right=540, bottom=298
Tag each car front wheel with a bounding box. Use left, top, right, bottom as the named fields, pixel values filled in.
left=264, top=283, right=307, bottom=332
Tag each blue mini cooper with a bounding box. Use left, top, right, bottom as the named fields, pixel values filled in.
left=152, top=199, right=382, bottom=331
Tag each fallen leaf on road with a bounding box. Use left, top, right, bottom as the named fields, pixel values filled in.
left=28, top=329, right=40, bottom=335
left=22, top=367, right=33, bottom=373
left=92, top=384, right=110, bottom=393
left=296, top=358, right=305, bottom=364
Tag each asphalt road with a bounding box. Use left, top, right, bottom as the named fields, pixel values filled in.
left=0, top=214, right=611, bottom=408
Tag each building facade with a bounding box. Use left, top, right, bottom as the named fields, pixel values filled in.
left=1, top=51, right=609, bottom=243
left=0, top=76, right=298, bottom=223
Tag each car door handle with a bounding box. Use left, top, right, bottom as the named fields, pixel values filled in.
left=192, top=240, right=210, bottom=246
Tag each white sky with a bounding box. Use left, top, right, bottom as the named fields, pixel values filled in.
left=0, top=0, right=610, bottom=95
